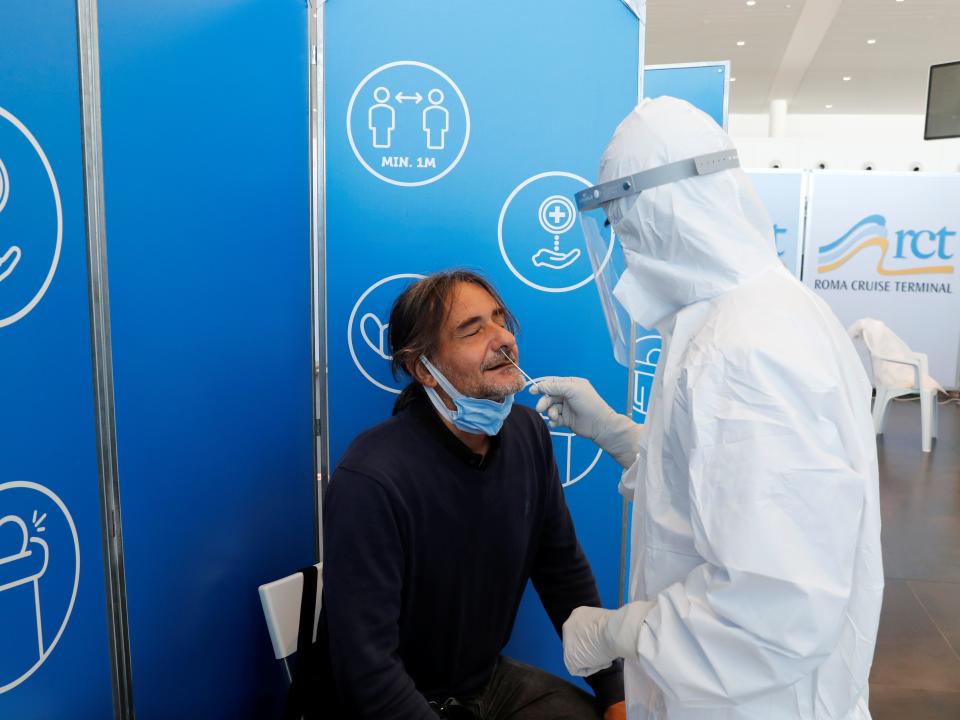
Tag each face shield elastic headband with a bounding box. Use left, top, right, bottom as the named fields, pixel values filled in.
left=574, top=149, right=740, bottom=213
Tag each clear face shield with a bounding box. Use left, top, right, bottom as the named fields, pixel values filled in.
left=576, top=149, right=741, bottom=365
left=580, top=205, right=631, bottom=366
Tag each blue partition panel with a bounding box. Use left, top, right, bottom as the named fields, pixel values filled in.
left=747, top=170, right=807, bottom=278
left=0, top=3, right=115, bottom=718
left=644, top=62, right=730, bottom=129
left=97, top=1, right=315, bottom=716
left=624, top=63, right=732, bottom=422
left=325, top=0, right=641, bottom=688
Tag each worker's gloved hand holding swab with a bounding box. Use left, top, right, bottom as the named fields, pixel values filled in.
left=529, top=376, right=644, bottom=470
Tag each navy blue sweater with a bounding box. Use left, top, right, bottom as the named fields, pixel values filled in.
left=321, top=393, right=624, bottom=718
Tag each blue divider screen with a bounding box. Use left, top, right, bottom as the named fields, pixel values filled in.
left=644, top=62, right=729, bottom=129
left=747, top=170, right=807, bottom=278
left=0, top=3, right=115, bottom=718
left=325, top=0, right=641, bottom=690
left=626, top=63, right=732, bottom=420
left=97, top=0, right=316, bottom=716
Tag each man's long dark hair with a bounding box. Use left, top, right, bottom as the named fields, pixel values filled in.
left=388, top=270, right=519, bottom=414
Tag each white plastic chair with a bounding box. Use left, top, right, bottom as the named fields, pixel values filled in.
left=870, top=353, right=939, bottom=452
left=848, top=320, right=940, bottom=452
left=258, top=562, right=323, bottom=683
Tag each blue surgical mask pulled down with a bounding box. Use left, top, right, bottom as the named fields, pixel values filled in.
left=419, top=356, right=515, bottom=436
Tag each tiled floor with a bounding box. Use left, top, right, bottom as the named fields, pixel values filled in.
left=869, top=399, right=960, bottom=720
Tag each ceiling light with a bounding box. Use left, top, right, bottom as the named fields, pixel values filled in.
left=746, top=1, right=756, bottom=5
left=866, top=38, right=877, bottom=44
left=825, top=104, right=834, bottom=109
left=730, top=77, right=737, bottom=82
left=843, top=76, right=852, bottom=81
left=737, top=40, right=746, bottom=46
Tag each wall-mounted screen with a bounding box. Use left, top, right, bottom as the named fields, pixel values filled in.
left=924, top=61, right=960, bottom=140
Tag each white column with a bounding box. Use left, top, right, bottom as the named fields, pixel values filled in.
left=769, top=99, right=788, bottom=138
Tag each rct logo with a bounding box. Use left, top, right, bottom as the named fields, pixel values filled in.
left=818, top=214, right=955, bottom=276
left=774, top=224, right=787, bottom=258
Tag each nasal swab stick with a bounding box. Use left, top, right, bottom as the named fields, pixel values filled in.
left=500, top=348, right=541, bottom=392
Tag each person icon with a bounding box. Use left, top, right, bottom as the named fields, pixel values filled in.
left=422, top=89, right=449, bottom=150
left=368, top=87, right=396, bottom=149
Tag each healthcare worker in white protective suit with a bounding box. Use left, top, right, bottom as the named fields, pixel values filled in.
left=531, top=97, right=884, bottom=720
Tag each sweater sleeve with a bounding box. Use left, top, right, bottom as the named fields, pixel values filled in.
left=322, top=467, right=436, bottom=720
left=528, top=422, right=625, bottom=709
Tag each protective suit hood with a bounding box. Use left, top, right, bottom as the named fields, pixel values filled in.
left=602, top=97, right=779, bottom=328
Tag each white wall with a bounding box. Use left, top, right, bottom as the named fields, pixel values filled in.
left=730, top=113, right=960, bottom=173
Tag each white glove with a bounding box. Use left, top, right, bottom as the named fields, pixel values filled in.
left=563, top=601, right=656, bottom=677
left=562, top=606, right=616, bottom=677
left=530, top=377, right=643, bottom=469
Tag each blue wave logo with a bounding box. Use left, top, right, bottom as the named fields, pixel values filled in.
left=818, top=214, right=953, bottom=275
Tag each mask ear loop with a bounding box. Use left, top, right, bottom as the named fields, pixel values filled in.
left=419, top=356, right=460, bottom=420
left=419, top=356, right=462, bottom=400
left=421, top=355, right=513, bottom=408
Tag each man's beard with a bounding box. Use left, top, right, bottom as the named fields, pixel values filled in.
left=437, top=361, right=525, bottom=401
left=476, top=372, right=525, bottom=400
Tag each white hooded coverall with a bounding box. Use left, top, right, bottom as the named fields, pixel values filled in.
left=596, top=98, right=884, bottom=720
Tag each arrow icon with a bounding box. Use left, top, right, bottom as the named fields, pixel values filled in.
left=396, top=92, right=423, bottom=104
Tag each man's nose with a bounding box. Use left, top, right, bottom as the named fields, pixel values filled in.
left=490, top=324, right=516, bottom=352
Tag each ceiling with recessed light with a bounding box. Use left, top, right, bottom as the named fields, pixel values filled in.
left=644, top=0, right=960, bottom=113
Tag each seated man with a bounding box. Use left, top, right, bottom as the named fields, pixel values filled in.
left=320, top=270, right=625, bottom=720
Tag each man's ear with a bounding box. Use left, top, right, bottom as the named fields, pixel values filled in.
left=409, top=357, right=437, bottom=388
